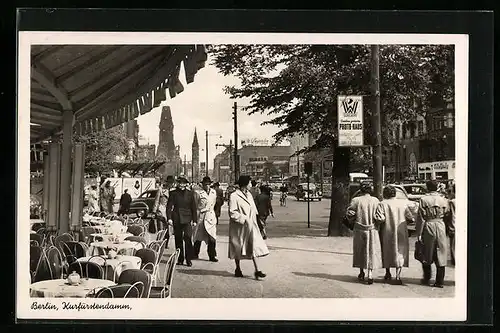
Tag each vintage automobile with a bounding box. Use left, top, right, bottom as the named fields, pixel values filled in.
left=401, top=183, right=428, bottom=201
left=295, top=183, right=322, bottom=201
left=351, top=184, right=418, bottom=235
left=128, top=189, right=158, bottom=218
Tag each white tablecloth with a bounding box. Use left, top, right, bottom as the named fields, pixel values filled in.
left=77, top=255, right=141, bottom=271
left=30, top=219, right=45, bottom=225
left=90, top=233, right=134, bottom=242
left=30, top=278, right=116, bottom=298
left=88, top=241, right=143, bottom=256
left=89, top=224, right=128, bottom=234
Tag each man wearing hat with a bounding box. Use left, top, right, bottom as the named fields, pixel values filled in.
left=193, top=176, right=219, bottom=262
left=167, top=176, right=198, bottom=266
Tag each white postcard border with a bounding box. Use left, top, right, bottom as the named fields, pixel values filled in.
left=17, top=32, right=468, bottom=321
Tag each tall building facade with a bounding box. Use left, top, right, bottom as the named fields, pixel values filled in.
left=191, top=128, right=200, bottom=182
left=383, top=101, right=456, bottom=181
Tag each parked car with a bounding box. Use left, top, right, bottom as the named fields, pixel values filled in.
left=401, top=183, right=428, bottom=201
left=295, top=183, right=322, bottom=201
left=351, top=184, right=418, bottom=235
left=129, top=189, right=158, bottom=218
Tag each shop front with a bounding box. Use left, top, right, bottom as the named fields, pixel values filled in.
left=418, top=160, right=455, bottom=180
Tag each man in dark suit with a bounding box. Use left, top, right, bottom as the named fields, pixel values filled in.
left=167, top=176, right=198, bottom=267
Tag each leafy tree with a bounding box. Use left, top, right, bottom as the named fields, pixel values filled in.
left=210, top=44, right=454, bottom=236
left=73, top=125, right=129, bottom=175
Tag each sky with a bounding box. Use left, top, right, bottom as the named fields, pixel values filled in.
left=136, top=55, right=287, bottom=170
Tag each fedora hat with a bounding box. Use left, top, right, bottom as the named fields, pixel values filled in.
left=202, top=176, right=212, bottom=184
left=177, top=176, right=188, bottom=184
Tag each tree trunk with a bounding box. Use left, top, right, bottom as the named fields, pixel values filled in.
left=328, top=146, right=352, bottom=236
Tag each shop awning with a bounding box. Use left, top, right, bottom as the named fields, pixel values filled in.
left=30, top=45, right=207, bottom=143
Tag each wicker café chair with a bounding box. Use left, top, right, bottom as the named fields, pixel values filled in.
left=32, top=250, right=53, bottom=282
left=149, top=249, right=180, bottom=298
left=61, top=241, right=88, bottom=265
left=68, top=260, right=104, bottom=279
left=30, top=245, right=43, bottom=274
left=127, top=225, right=145, bottom=237
left=45, top=246, right=65, bottom=279
left=117, top=269, right=152, bottom=298
left=30, top=234, right=43, bottom=247
left=94, top=282, right=143, bottom=298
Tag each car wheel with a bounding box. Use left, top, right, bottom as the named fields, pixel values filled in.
left=319, top=198, right=322, bottom=201
left=136, top=209, right=147, bottom=218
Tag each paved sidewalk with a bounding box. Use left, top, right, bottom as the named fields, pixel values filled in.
left=160, top=234, right=455, bottom=298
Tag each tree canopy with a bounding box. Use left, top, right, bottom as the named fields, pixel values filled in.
left=73, top=125, right=129, bottom=174
left=210, top=44, right=454, bottom=236
left=210, top=44, right=454, bottom=149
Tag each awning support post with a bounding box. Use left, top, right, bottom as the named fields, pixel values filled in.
left=58, top=110, right=74, bottom=234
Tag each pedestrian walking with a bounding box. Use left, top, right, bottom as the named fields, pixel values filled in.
left=167, top=176, right=198, bottom=267
left=416, top=180, right=451, bottom=288
left=101, top=180, right=116, bottom=214
left=346, top=183, right=382, bottom=285
left=193, top=176, right=219, bottom=262
left=87, top=185, right=100, bottom=213
left=228, top=175, right=269, bottom=280
left=118, top=189, right=132, bottom=216
left=151, top=175, right=175, bottom=237
left=374, top=186, right=413, bottom=285
left=444, top=184, right=456, bottom=266
left=255, top=185, right=274, bottom=240
left=249, top=180, right=260, bottom=202
left=212, top=182, right=224, bottom=225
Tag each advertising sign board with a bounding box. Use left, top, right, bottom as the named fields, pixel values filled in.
left=338, top=96, right=364, bottom=147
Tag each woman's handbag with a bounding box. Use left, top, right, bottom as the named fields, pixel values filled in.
left=414, top=239, right=426, bottom=264
left=342, top=215, right=355, bottom=231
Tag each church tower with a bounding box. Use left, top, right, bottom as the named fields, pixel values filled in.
left=156, top=106, right=177, bottom=176
left=192, top=128, right=200, bottom=182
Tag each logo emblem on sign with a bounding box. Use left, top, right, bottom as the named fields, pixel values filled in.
left=342, top=98, right=359, bottom=116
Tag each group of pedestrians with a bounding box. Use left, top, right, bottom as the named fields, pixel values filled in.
left=86, top=179, right=117, bottom=214
left=347, top=180, right=455, bottom=288
left=148, top=174, right=269, bottom=280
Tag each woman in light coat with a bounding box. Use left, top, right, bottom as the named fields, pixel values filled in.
left=228, top=175, right=269, bottom=280
left=374, top=186, right=413, bottom=285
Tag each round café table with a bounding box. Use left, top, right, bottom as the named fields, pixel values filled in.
left=77, top=255, right=142, bottom=280
left=30, top=278, right=116, bottom=298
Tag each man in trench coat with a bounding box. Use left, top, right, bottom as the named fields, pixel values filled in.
left=167, top=176, right=198, bottom=267
left=193, top=176, right=219, bottom=262
left=416, top=180, right=451, bottom=288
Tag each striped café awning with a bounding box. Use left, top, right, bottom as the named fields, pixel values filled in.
left=30, top=45, right=207, bottom=143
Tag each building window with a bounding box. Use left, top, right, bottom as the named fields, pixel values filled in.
left=418, top=120, right=424, bottom=136
left=402, top=124, right=407, bottom=139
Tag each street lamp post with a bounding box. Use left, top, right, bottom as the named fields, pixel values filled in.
left=205, top=131, right=222, bottom=179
